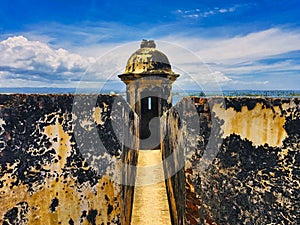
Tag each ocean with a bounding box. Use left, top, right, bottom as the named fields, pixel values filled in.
left=0, top=88, right=299, bottom=105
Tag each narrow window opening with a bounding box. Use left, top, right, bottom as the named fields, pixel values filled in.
left=148, top=97, right=152, bottom=110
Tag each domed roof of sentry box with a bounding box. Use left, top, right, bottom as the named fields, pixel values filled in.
left=123, top=40, right=175, bottom=75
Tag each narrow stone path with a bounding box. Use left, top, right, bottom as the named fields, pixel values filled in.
left=130, top=150, right=172, bottom=225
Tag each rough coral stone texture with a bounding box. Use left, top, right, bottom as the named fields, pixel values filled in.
left=0, top=94, right=138, bottom=225
left=161, top=97, right=201, bottom=225
left=184, top=97, right=299, bottom=225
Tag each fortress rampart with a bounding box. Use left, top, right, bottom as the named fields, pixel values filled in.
left=0, top=94, right=299, bottom=224
left=162, top=97, right=299, bottom=225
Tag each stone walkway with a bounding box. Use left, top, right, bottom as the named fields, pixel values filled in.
left=130, top=150, right=172, bottom=225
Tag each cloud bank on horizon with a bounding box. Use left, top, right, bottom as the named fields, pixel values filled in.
left=0, top=0, right=299, bottom=90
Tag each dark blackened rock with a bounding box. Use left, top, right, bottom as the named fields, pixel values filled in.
left=223, top=97, right=275, bottom=112
left=0, top=94, right=136, bottom=224
left=170, top=97, right=299, bottom=225
left=87, top=209, right=97, bottom=225
left=2, top=202, right=29, bottom=225
left=50, top=197, right=59, bottom=212
left=68, top=218, right=74, bottom=225
left=107, top=204, right=113, bottom=215
left=285, top=118, right=300, bottom=136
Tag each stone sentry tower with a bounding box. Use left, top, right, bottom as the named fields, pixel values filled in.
left=119, top=40, right=179, bottom=149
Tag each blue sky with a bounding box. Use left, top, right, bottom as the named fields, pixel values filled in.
left=0, top=0, right=300, bottom=90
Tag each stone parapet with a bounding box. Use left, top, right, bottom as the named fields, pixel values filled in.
left=0, top=94, right=139, bottom=225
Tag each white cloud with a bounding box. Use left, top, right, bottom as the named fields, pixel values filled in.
left=1, top=26, right=300, bottom=90
left=75, top=27, right=300, bottom=90
left=203, top=10, right=215, bottom=17
left=221, top=60, right=300, bottom=75
left=219, top=9, right=228, bottom=13
left=0, top=36, right=95, bottom=73
left=162, top=28, right=300, bottom=70
left=195, top=28, right=300, bottom=64
left=175, top=4, right=242, bottom=19
left=0, top=36, right=96, bottom=87
left=158, top=28, right=300, bottom=89
left=184, top=14, right=200, bottom=19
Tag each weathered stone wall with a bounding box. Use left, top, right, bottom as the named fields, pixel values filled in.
left=162, top=97, right=299, bottom=225
left=161, top=98, right=200, bottom=225
left=1, top=94, right=299, bottom=224
left=0, top=94, right=139, bottom=225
